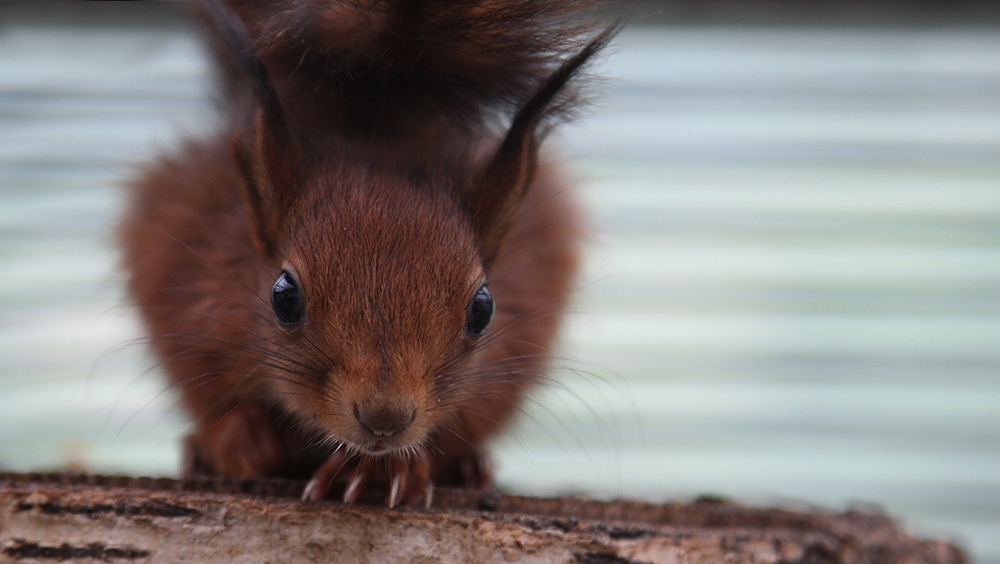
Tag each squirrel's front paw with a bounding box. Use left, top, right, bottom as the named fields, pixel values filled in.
left=302, top=450, right=433, bottom=508
left=182, top=404, right=295, bottom=479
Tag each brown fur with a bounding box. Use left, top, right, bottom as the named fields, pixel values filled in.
left=120, top=0, right=611, bottom=502
left=204, top=0, right=599, bottom=137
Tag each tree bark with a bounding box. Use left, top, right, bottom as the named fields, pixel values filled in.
left=0, top=472, right=965, bottom=564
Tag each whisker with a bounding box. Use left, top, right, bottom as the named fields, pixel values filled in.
left=133, top=301, right=332, bottom=385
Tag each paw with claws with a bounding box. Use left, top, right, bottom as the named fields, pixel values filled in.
left=183, top=403, right=305, bottom=479
left=302, top=450, right=434, bottom=508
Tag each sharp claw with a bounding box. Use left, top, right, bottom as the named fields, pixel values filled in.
left=301, top=478, right=318, bottom=502
left=303, top=450, right=349, bottom=501
left=423, top=483, right=434, bottom=509
left=387, top=472, right=404, bottom=508
left=343, top=471, right=366, bottom=504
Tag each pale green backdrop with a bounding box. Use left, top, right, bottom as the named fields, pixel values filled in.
left=1, top=1, right=998, bottom=561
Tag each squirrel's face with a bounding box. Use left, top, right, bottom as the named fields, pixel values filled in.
left=256, top=166, right=492, bottom=458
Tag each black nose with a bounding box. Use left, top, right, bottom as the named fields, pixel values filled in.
left=354, top=403, right=416, bottom=438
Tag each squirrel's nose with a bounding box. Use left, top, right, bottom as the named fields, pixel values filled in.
left=354, top=403, right=416, bottom=437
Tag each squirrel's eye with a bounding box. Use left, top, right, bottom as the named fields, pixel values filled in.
left=465, top=283, right=495, bottom=337
left=272, top=270, right=304, bottom=326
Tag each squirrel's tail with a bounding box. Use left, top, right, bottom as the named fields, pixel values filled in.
left=201, top=0, right=607, bottom=133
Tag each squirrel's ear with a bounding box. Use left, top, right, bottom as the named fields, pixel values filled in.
left=205, top=0, right=300, bottom=260
left=230, top=121, right=294, bottom=260
left=472, top=25, right=618, bottom=267
left=231, top=100, right=300, bottom=260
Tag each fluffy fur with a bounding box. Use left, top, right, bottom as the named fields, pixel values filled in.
left=121, top=0, right=613, bottom=505
left=207, top=0, right=599, bottom=134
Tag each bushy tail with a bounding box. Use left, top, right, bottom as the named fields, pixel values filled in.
left=202, top=0, right=606, bottom=133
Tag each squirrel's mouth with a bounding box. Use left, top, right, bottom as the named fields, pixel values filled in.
left=367, top=440, right=389, bottom=453
left=349, top=435, right=422, bottom=458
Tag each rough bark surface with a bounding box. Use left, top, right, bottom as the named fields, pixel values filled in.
left=0, top=473, right=966, bottom=564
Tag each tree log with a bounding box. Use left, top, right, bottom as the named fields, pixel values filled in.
left=0, top=472, right=965, bottom=563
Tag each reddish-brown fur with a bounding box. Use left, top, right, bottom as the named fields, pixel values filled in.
left=120, top=0, right=611, bottom=505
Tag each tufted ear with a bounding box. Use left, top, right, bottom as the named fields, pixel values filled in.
left=230, top=104, right=299, bottom=260
left=202, top=0, right=300, bottom=260
left=470, top=25, right=618, bottom=267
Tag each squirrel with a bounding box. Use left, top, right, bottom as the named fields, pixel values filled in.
left=120, top=0, right=615, bottom=507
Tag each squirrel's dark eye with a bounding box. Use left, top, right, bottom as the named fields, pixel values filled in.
left=271, top=270, right=304, bottom=326
left=465, top=283, right=495, bottom=337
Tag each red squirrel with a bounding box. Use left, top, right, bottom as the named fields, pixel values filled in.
left=120, top=0, right=615, bottom=507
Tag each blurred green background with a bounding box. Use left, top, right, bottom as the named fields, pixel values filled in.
left=1, top=1, right=998, bottom=560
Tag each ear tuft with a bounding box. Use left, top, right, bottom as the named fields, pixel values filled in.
left=201, top=0, right=301, bottom=260
left=230, top=129, right=276, bottom=259
left=472, top=24, right=620, bottom=265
